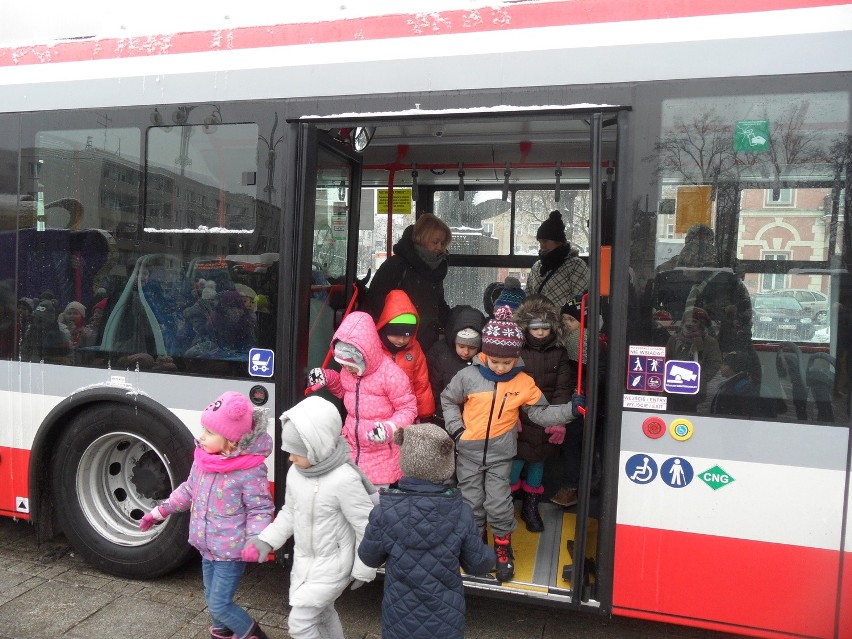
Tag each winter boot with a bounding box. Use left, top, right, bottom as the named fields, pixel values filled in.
left=520, top=482, right=545, bottom=533
left=493, top=534, right=515, bottom=582
left=209, top=626, right=234, bottom=639
left=240, top=621, right=268, bottom=639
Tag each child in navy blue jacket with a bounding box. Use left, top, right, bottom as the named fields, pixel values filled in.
left=358, top=423, right=495, bottom=639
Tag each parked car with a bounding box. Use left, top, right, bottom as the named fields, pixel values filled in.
left=775, top=289, right=829, bottom=323
left=751, top=294, right=815, bottom=341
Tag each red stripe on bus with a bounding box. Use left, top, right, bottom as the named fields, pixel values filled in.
left=0, top=0, right=846, bottom=67
left=613, top=524, right=839, bottom=638
left=0, top=447, right=31, bottom=520
left=839, top=553, right=852, bottom=639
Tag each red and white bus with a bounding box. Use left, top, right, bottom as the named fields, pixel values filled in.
left=1, top=2, right=850, bottom=637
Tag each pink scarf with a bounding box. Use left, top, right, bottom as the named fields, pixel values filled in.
left=193, top=446, right=266, bottom=473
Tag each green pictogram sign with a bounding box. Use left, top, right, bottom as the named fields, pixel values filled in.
left=699, top=465, right=735, bottom=491
left=734, top=120, right=770, bottom=152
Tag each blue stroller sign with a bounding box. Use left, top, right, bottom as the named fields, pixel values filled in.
left=249, top=348, right=274, bottom=377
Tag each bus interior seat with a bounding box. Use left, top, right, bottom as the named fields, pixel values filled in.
left=101, top=254, right=183, bottom=357
left=806, top=352, right=836, bottom=422
left=774, top=342, right=807, bottom=420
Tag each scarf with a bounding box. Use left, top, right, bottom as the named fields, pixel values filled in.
left=477, top=363, right=523, bottom=383
left=194, top=446, right=266, bottom=472
left=675, top=326, right=704, bottom=352
left=296, top=437, right=378, bottom=497
left=413, top=243, right=446, bottom=271
left=539, top=243, right=571, bottom=277
left=564, top=327, right=588, bottom=363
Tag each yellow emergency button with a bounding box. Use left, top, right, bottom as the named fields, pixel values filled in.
left=669, top=418, right=694, bottom=441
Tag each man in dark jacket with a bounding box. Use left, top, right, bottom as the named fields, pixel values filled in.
left=358, top=423, right=495, bottom=639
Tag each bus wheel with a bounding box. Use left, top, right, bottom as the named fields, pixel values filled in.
left=51, top=402, right=196, bottom=579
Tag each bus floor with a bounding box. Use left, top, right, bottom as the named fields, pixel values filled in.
left=465, top=501, right=598, bottom=600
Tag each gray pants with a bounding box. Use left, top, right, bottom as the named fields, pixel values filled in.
left=288, top=604, right=345, bottom=639
left=456, top=454, right=517, bottom=538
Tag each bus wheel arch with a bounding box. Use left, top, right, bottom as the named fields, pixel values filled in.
left=39, top=393, right=195, bottom=579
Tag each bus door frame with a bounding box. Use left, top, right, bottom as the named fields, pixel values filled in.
left=277, top=123, right=363, bottom=511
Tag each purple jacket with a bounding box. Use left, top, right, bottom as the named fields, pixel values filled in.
left=159, top=425, right=274, bottom=561
left=324, top=311, right=417, bottom=485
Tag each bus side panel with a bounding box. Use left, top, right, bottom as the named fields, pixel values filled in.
left=613, top=414, right=847, bottom=639
left=0, top=447, right=31, bottom=519
left=613, top=524, right=837, bottom=638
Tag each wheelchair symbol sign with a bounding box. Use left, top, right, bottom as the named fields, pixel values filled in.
left=625, top=453, right=658, bottom=485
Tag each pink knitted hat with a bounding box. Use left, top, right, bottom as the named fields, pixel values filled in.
left=200, top=391, right=254, bottom=442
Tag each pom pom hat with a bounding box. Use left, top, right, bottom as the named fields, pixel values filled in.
left=394, top=423, right=456, bottom=483
left=493, top=276, right=525, bottom=312
left=481, top=305, right=525, bottom=358
left=201, top=391, right=254, bottom=442
left=536, top=210, right=568, bottom=243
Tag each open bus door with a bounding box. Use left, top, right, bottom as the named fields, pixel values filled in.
left=279, top=108, right=624, bottom=609
left=276, top=124, right=363, bottom=507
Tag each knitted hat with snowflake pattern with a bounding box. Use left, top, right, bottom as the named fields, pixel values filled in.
left=481, top=305, right=525, bottom=358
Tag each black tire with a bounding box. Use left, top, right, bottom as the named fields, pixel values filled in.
left=815, top=310, right=827, bottom=324
left=51, top=402, right=196, bottom=579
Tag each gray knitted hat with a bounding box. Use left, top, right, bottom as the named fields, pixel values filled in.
left=393, top=423, right=455, bottom=483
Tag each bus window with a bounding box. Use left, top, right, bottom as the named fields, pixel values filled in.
left=18, top=109, right=278, bottom=378
left=635, top=90, right=849, bottom=422
left=433, top=187, right=592, bottom=314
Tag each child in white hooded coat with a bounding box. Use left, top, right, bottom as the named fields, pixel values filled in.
left=242, top=395, right=378, bottom=639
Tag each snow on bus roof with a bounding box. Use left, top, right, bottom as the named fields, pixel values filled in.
left=301, top=104, right=618, bottom=120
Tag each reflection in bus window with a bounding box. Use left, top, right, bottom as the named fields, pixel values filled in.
left=9, top=112, right=280, bottom=378
left=635, top=91, right=849, bottom=423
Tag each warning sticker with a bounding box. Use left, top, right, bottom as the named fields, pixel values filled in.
left=626, top=345, right=666, bottom=393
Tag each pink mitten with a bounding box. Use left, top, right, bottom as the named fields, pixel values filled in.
left=545, top=424, right=566, bottom=445
left=139, top=506, right=166, bottom=532
left=241, top=537, right=272, bottom=563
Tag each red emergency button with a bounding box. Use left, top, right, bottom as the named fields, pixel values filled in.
left=642, top=416, right=666, bottom=439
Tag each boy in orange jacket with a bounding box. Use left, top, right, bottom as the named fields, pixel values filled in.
left=441, top=305, right=578, bottom=583
left=376, top=290, right=435, bottom=422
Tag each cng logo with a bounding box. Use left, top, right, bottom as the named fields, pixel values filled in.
left=699, top=465, right=735, bottom=491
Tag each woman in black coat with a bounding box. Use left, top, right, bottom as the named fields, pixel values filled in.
left=363, top=214, right=452, bottom=353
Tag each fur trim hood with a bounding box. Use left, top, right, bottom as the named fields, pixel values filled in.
left=236, top=407, right=273, bottom=455
left=514, top=294, right=565, bottom=344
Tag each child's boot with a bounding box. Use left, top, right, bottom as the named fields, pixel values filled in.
left=240, top=621, right=268, bottom=639
left=209, top=627, right=234, bottom=639
left=520, top=482, right=545, bottom=532
left=493, top=534, right=515, bottom=582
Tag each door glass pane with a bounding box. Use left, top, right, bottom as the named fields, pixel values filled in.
left=308, top=146, right=353, bottom=370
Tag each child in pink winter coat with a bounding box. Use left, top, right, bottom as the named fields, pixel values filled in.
left=139, top=391, right=274, bottom=639
left=308, top=311, right=417, bottom=487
